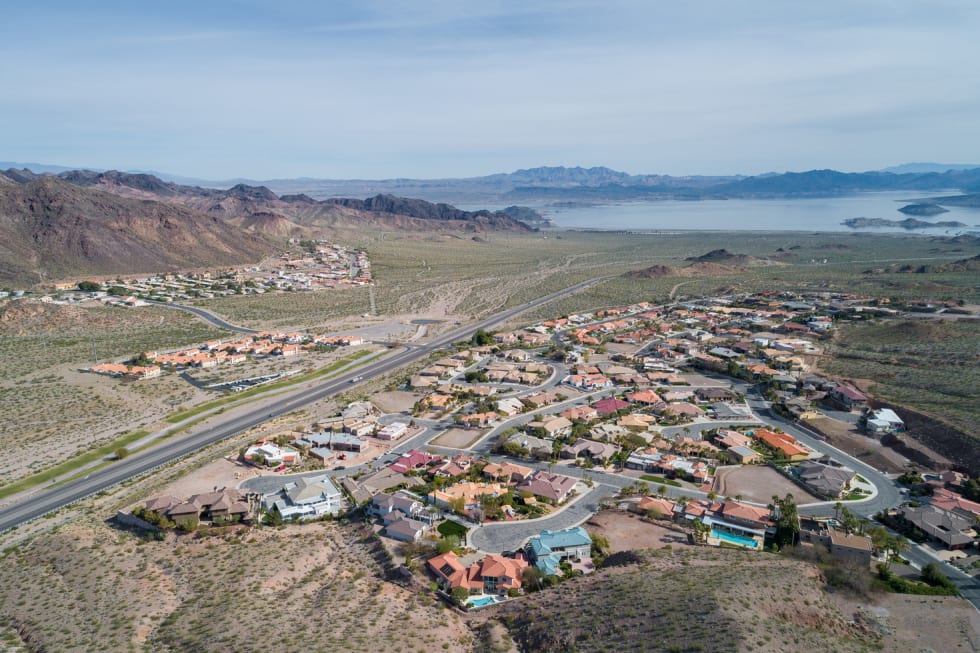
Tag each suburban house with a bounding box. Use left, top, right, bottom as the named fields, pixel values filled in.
left=390, top=449, right=441, bottom=474
left=864, top=408, right=904, bottom=434
left=617, top=413, right=656, bottom=430
left=728, top=445, right=762, bottom=464
left=367, top=490, right=434, bottom=522
left=262, top=475, right=345, bottom=521
left=143, top=488, right=255, bottom=528
left=525, top=527, right=593, bottom=575
left=516, top=470, right=578, bottom=505
left=591, top=397, right=631, bottom=416
left=899, top=504, right=976, bottom=550
left=931, top=487, right=980, bottom=521
left=561, top=405, right=599, bottom=421
left=625, top=389, right=663, bottom=406
left=633, top=496, right=679, bottom=519
left=753, top=429, right=809, bottom=461
left=428, top=482, right=505, bottom=511
left=527, top=416, right=573, bottom=438
left=624, top=449, right=710, bottom=483
left=562, top=373, right=613, bottom=390
left=482, top=461, right=533, bottom=483
left=427, top=551, right=528, bottom=596
left=297, top=431, right=369, bottom=454
left=559, top=439, right=621, bottom=465
left=429, top=453, right=477, bottom=480
left=713, top=429, right=754, bottom=450
left=90, top=362, right=163, bottom=380
left=496, top=396, right=526, bottom=417
left=243, top=442, right=301, bottom=467
left=799, top=519, right=874, bottom=566
left=796, top=460, right=855, bottom=498
left=456, top=412, right=497, bottom=428
left=376, top=421, right=410, bottom=441
left=655, top=401, right=705, bottom=420
left=827, top=385, right=868, bottom=411
left=503, top=432, right=553, bottom=459
left=383, top=515, right=430, bottom=542
left=695, top=387, right=735, bottom=403
left=698, top=500, right=773, bottom=550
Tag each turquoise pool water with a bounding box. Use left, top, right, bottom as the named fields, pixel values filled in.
left=711, top=529, right=760, bottom=549
left=467, top=596, right=498, bottom=608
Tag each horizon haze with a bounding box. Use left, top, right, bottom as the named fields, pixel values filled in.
left=3, top=1, right=979, bottom=180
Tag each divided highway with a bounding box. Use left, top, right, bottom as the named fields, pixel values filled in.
left=0, top=277, right=605, bottom=533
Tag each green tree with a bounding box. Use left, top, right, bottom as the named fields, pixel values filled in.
left=691, top=519, right=710, bottom=544
left=470, top=329, right=494, bottom=347
left=961, top=477, right=980, bottom=502
left=114, top=447, right=130, bottom=460
left=590, top=532, right=610, bottom=561
left=437, top=535, right=460, bottom=555
left=77, top=280, right=101, bottom=292
left=522, top=566, right=542, bottom=592
left=773, top=493, right=799, bottom=547
left=450, top=587, right=470, bottom=606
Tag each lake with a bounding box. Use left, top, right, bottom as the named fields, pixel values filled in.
left=480, top=192, right=980, bottom=234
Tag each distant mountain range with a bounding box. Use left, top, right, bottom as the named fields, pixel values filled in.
left=5, top=161, right=980, bottom=204
left=123, top=163, right=980, bottom=203
left=0, top=169, right=539, bottom=285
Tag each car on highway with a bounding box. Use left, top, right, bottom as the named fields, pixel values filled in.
left=349, top=376, right=363, bottom=383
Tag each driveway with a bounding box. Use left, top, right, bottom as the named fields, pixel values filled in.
left=468, top=483, right=618, bottom=553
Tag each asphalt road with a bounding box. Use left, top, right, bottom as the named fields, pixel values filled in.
left=0, top=277, right=606, bottom=533
left=145, top=300, right=259, bottom=334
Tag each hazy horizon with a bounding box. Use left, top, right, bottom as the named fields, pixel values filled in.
left=3, top=1, right=979, bottom=180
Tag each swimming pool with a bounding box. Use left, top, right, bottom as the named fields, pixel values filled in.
left=711, top=529, right=760, bottom=549
left=466, top=596, right=499, bottom=608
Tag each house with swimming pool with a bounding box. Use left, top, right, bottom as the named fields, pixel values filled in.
left=684, top=499, right=773, bottom=550
left=427, top=551, right=528, bottom=597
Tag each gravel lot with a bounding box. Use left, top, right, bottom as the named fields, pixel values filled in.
left=712, top=465, right=818, bottom=505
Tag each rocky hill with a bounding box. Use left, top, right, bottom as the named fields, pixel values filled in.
left=898, top=203, right=948, bottom=216
left=323, top=194, right=534, bottom=231
left=0, top=169, right=543, bottom=284
left=478, top=547, right=882, bottom=653
left=0, top=178, right=274, bottom=284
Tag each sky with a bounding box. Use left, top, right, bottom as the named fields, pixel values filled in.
left=2, top=1, right=979, bottom=180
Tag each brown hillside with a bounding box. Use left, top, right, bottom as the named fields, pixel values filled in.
left=0, top=178, right=274, bottom=285
left=624, top=264, right=675, bottom=278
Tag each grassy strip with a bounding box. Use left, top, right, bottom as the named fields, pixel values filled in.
left=0, top=430, right=150, bottom=500
left=165, top=350, right=374, bottom=424
left=0, top=351, right=375, bottom=500
left=437, top=520, right=469, bottom=539
left=640, top=475, right=682, bottom=487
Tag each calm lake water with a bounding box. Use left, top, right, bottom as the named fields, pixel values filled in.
left=478, top=192, right=980, bottom=234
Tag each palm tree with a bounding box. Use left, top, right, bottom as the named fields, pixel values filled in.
left=889, top=534, right=910, bottom=562
left=833, top=501, right=843, bottom=521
